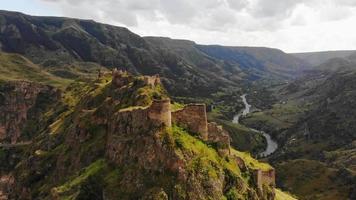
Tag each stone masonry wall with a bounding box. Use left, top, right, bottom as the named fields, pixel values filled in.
left=143, top=75, right=161, bottom=88
left=207, top=122, right=231, bottom=156
left=172, top=104, right=208, bottom=140
left=253, top=169, right=276, bottom=191
left=148, top=99, right=171, bottom=127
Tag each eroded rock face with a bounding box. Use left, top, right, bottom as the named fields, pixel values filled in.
left=107, top=99, right=180, bottom=173
left=0, top=81, right=60, bottom=143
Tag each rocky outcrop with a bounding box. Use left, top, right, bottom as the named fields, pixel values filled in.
left=105, top=107, right=185, bottom=187
left=106, top=99, right=178, bottom=169
left=0, top=81, right=60, bottom=143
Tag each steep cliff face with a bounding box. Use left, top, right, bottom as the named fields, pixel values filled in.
left=0, top=81, right=60, bottom=143
left=0, top=73, right=289, bottom=200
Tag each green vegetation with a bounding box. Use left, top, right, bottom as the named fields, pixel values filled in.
left=168, top=125, right=240, bottom=175
left=166, top=125, right=286, bottom=199
left=230, top=149, right=271, bottom=171
left=171, top=102, right=185, bottom=111
left=275, top=189, right=298, bottom=200
left=52, top=159, right=124, bottom=200
left=242, top=101, right=308, bottom=132
left=276, top=159, right=350, bottom=200
left=0, top=67, right=295, bottom=199
left=0, top=52, right=72, bottom=88
left=53, top=159, right=107, bottom=194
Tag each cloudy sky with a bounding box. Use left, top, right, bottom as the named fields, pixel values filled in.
left=2, top=0, right=356, bottom=52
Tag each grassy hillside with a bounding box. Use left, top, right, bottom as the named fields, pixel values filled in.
left=275, top=189, right=297, bottom=200
left=0, top=52, right=72, bottom=88
left=276, top=160, right=351, bottom=200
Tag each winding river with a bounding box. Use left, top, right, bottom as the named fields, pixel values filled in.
left=232, top=94, right=278, bottom=157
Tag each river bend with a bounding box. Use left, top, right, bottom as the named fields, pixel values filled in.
left=232, top=94, right=278, bottom=157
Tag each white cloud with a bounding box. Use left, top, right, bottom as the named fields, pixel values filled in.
left=37, top=0, right=356, bottom=52
left=226, top=0, right=249, bottom=11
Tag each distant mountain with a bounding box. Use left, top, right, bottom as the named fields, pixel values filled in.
left=146, top=37, right=309, bottom=81
left=198, top=45, right=309, bottom=79
left=0, top=10, right=232, bottom=97
left=309, top=51, right=356, bottom=72
left=292, top=50, right=356, bottom=66
left=0, top=10, right=308, bottom=98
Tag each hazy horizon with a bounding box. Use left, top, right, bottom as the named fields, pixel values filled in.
left=2, top=0, right=356, bottom=53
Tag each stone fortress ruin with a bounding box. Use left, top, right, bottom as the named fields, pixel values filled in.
left=107, top=69, right=275, bottom=192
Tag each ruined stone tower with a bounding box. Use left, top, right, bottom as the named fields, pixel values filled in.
left=253, top=169, right=276, bottom=191
left=112, top=68, right=130, bottom=87
left=143, top=75, right=161, bottom=88
left=148, top=99, right=172, bottom=127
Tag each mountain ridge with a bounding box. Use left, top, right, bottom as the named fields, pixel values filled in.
left=292, top=50, right=356, bottom=66
left=0, top=10, right=308, bottom=96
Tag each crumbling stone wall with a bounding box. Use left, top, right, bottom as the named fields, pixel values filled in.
left=144, top=75, right=161, bottom=88
left=253, top=169, right=275, bottom=191
left=112, top=69, right=132, bottom=87
left=148, top=99, right=171, bottom=127
left=207, top=122, right=230, bottom=156
left=172, top=104, right=208, bottom=140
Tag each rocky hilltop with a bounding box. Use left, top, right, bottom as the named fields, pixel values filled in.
left=0, top=71, right=293, bottom=200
